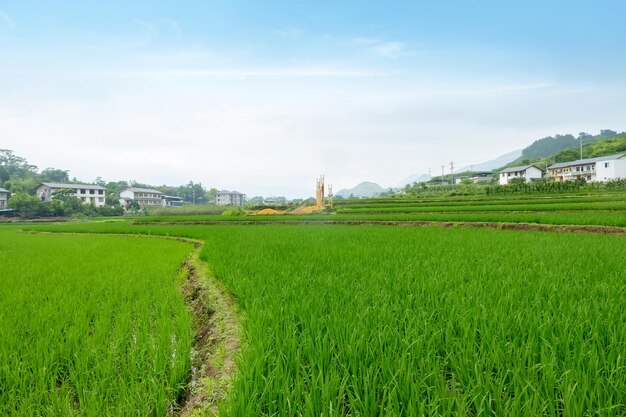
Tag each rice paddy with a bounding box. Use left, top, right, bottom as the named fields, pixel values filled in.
left=0, top=229, right=194, bottom=416
left=4, top=191, right=626, bottom=415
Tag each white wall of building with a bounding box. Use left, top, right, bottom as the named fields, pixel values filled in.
left=36, top=184, right=106, bottom=207
left=596, top=157, right=626, bottom=181
left=499, top=166, right=542, bottom=185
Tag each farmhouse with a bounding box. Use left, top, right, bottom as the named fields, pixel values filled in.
left=0, top=187, right=8, bottom=208
left=548, top=154, right=626, bottom=182
left=36, top=182, right=107, bottom=207
left=498, top=165, right=543, bottom=185
left=119, top=188, right=164, bottom=208
left=215, top=190, right=246, bottom=206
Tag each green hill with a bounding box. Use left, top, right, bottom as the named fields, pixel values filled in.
left=518, top=130, right=621, bottom=161
left=499, top=133, right=626, bottom=171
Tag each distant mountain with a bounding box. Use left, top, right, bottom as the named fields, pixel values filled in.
left=336, top=181, right=386, bottom=198
left=396, top=173, right=431, bottom=187
left=456, top=149, right=522, bottom=173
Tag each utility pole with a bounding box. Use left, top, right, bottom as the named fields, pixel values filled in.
left=449, top=161, right=455, bottom=185
left=428, top=168, right=431, bottom=179
left=192, top=186, right=195, bottom=206
left=441, top=165, right=445, bottom=185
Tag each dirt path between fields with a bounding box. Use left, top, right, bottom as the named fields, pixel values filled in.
left=19, top=231, right=242, bottom=416
left=132, top=219, right=626, bottom=235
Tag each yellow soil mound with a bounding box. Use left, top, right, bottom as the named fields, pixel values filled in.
left=291, top=205, right=323, bottom=214
left=256, top=208, right=282, bottom=215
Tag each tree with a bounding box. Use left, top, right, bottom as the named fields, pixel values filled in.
left=40, top=168, right=70, bottom=182
left=8, top=193, right=45, bottom=218
left=206, top=188, right=218, bottom=203
left=247, top=196, right=264, bottom=205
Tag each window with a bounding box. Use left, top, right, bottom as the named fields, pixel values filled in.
left=80, top=189, right=86, bottom=194
left=98, top=197, right=104, bottom=203
left=90, top=189, right=95, bottom=194
left=605, top=162, right=609, bottom=168
left=98, top=190, right=104, bottom=195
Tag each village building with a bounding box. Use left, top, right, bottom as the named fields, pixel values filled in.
left=163, top=195, right=184, bottom=207
left=119, top=188, right=185, bottom=209
left=455, top=172, right=494, bottom=184
left=36, top=182, right=107, bottom=207
left=0, top=187, right=9, bottom=208
left=215, top=190, right=246, bottom=206
left=119, top=188, right=164, bottom=208
left=548, top=154, right=626, bottom=182
left=498, top=165, right=543, bottom=185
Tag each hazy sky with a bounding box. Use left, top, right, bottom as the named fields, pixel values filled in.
left=1, top=1, right=625, bottom=197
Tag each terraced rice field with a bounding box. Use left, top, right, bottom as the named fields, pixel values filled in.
left=12, top=217, right=626, bottom=416
left=134, top=193, right=626, bottom=229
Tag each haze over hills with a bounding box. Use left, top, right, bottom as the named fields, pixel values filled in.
left=395, top=149, right=522, bottom=188
left=456, top=149, right=523, bottom=173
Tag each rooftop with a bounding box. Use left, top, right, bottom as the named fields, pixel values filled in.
left=500, top=165, right=539, bottom=174
left=40, top=182, right=105, bottom=190
left=0, top=187, right=8, bottom=193
left=217, top=190, right=244, bottom=195
left=548, top=154, right=625, bottom=169
left=126, top=187, right=163, bottom=194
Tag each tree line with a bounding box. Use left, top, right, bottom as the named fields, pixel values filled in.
left=0, top=149, right=218, bottom=217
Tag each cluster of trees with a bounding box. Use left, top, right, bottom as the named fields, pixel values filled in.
left=0, top=149, right=72, bottom=194
left=9, top=192, right=124, bottom=218
left=1, top=149, right=220, bottom=218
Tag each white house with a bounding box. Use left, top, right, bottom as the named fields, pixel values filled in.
left=0, top=187, right=8, bottom=209
left=215, top=190, right=246, bottom=206
left=36, top=183, right=107, bottom=207
left=499, top=165, right=543, bottom=185
left=119, top=188, right=164, bottom=209
left=548, top=154, right=626, bottom=182
left=596, top=154, right=626, bottom=181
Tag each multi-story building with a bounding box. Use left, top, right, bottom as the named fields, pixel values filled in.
left=119, top=188, right=186, bottom=209
left=36, top=183, right=107, bottom=207
left=215, top=190, right=246, bottom=206
left=0, top=187, right=9, bottom=209
left=119, top=188, right=164, bottom=208
left=498, top=165, right=543, bottom=185
left=548, top=154, right=626, bottom=182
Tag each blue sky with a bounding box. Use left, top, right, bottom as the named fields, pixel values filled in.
left=1, top=0, right=625, bottom=197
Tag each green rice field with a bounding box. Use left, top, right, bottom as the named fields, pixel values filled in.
left=6, top=211, right=625, bottom=416
left=0, top=229, right=194, bottom=416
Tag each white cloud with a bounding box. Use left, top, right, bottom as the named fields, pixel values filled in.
left=352, top=38, right=414, bottom=58
left=370, top=41, right=410, bottom=58
left=92, top=65, right=384, bottom=80
left=0, top=10, right=15, bottom=29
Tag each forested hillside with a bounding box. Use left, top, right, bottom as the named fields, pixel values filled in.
left=519, top=130, right=622, bottom=160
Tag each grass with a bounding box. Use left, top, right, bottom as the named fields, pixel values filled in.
left=0, top=228, right=194, bottom=416
left=17, top=221, right=626, bottom=416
